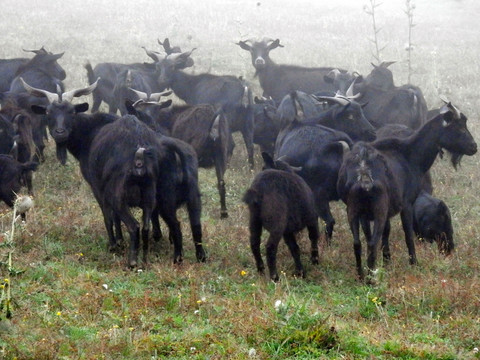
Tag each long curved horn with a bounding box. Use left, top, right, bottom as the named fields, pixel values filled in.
left=167, top=48, right=196, bottom=63
left=20, top=77, right=59, bottom=103
left=149, top=90, right=173, bottom=102
left=345, top=77, right=361, bottom=99
left=129, top=88, right=149, bottom=101
left=23, top=46, right=48, bottom=55
left=142, top=46, right=162, bottom=62
left=379, top=61, right=396, bottom=68
left=62, top=78, right=100, bottom=103
left=312, top=94, right=350, bottom=106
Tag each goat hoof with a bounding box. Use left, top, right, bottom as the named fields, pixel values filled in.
left=220, top=211, right=229, bottom=219
left=173, top=256, right=183, bottom=264
left=196, top=248, right=206, bottom=262
left=128, top=260, right=137, bottom=269
left=311, top=255, right=319, bottom=265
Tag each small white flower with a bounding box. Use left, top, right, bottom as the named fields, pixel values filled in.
left=248, top=348, right=257, bottom=357
left=190, top=347, right=196, bottom=352
left=102, top=284, right=109, bottom=290
left=194, top=310, right=200, bottom=315
left=137, top=269, right=143, bottom=273
left=274, top=300, right=284, bottom=311
left=473, top=347, right=479, bottom=353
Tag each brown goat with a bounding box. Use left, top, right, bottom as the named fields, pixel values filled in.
left=243, top=153, right=320, bottom=281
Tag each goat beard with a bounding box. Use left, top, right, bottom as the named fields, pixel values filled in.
left=56, top=144, right=68, bottom=165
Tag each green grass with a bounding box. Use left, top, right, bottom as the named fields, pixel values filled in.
left=1, top=0, right=480, bottom=359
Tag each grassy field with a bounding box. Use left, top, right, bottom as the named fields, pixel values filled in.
left=1, top=0, right=480, bottom=359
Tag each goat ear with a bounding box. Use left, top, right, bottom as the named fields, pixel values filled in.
left=74, top=103, right=89, bottom=113
left=261, top=152, right=275, bottom=169
left=237, top=41, right=252, bottom=51
left=268, top=39, right=283, bottom=50
left=31, top=105, right=46, bottom=115
left=179, top=57, right=194, bottom=69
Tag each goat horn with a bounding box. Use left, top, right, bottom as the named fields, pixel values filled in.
left=142, top=46, right=162, bottom=62
left=345, top=77, right=361, bottom=99
left=61, top=78, right=100, bottom=103
left=149, top=89, right=173, bottom=102
left=20, top=77, right=59, bottom=104
left=379, top=60, right=396, bottom=68
left=312, top=94, right=350, bottom=106
left=129, top=88, right=149, bottom=101
left=167, top=48, right=195, bottom=63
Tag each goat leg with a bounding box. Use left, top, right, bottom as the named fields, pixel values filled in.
left=265, top=231, right=282, bottom=282
left=284, top=232, right=305, bottom=278
left=249, top=214, right=264, bottom=274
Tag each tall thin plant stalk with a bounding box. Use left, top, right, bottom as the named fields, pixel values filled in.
left=405, top=0, right=416, bottom=83
left=364, top=0, right=386, bottom=63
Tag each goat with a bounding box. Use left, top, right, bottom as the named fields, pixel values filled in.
left=129, top=93, right=232, bottom=218
left=353, top=62, right=428, bottom=129
left=22, top=79, right=206, bottom=265
left=0, top=47, right=65, bottom=93
left=337, top=100, right=476, bottom=280
left=236, top=38, right=347, bottom=104
left=0, top=102, right=36, bottom=194
left=88, top=115, right=161, bottom=267
left=243, top=152, right=320, bottom=281
left=153, top=50, right=255, bottom=168
left=0, top=154, right=38, bottom=221
left=85, top=38, right=184, bottom=114
left=413, top=191, right=454, bottom=255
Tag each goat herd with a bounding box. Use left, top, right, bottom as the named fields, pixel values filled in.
left=0, top=37, right=477, bottom=283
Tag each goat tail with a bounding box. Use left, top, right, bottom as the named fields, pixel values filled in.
left=84, top=62, right=96, bottom=85
left=161, top=137, right=198, bottom=186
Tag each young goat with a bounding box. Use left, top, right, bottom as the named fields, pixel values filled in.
left=413, top=190, right=454, bottom=255
left=243, top=153, right=320, bottom=281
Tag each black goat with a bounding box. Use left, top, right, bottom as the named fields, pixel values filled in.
left=337, top=101, right=476, bottom=280
left=22, top=79, right=206, bottom=265
left=413, top=190, right=454, bottom=255
left=354, top=62, right=428, bottom=129
left=275, top=120, right=353, bottom=242
left=85, top=38, right=184, bottom=114
left=243, top=153, right=320, bottom=281
left=0, top=102, right=36, bottom=194
left=236, top=38, right=347, bottom=104
left=153, top=50, right=255, bottom=168
left=88, top=115, right=161, bottom=266
left=0, top=154, right=38, bottom=221
left=129, top=94, right=232, bottom=218
left=0, top=47, right=65, bottom=93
